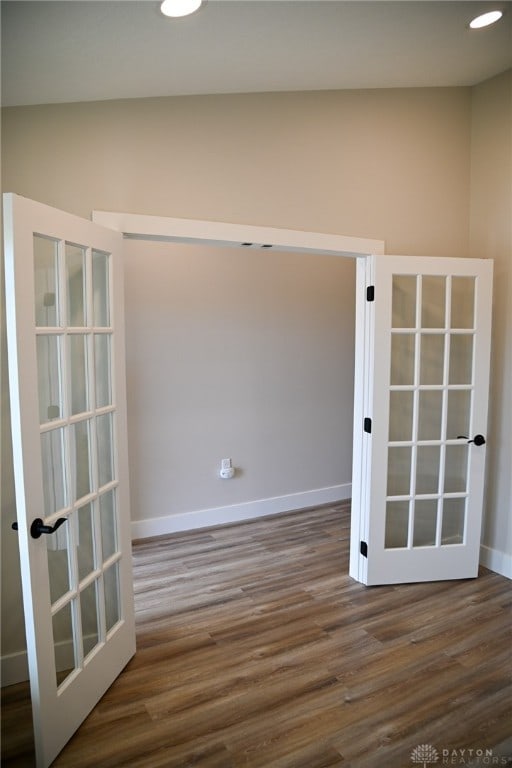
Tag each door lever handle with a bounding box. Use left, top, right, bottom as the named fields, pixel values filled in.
left=12, top=517, right=67, bottom=539
left=30, top=517, right=67, bottom=539
left=457, top=434, right=486, bottom=446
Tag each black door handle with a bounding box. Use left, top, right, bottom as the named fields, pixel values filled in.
left=11, top=518, right=67, bottom=539
left=457, top=434, right=486, bottom=446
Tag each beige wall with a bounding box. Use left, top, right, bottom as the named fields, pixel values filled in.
left=0, top=86, right=478, bottom=662
left=469, top=70, right=512, bottom=567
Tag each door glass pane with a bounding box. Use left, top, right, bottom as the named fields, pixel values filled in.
left=451, top=277, right=475, bottom=329
left=392, top=275, right=416, bottom=328
left=446, top=390, right=471, bottom=440
left=441, top=498, right=466, bottom=544
left=97, top=413, right=114, bottom=488
left=444, top=445, right=468, bottom=493
left=77, top=503, right=95, bottom=582
left=80, top=581, right=100, bottom=658
left=47, top=520, right=71, bottom=604
left=72, top=420, right=91, bottom=501
left=420, top=334, right=445, bottom=385
left=41, top=428, right=67, bottom=516
left=37, top=335, right=62, bottom=423
left=389, top=390, right=414, bottom=441
left=413, top=499, right=438, bottom=547
left=69, top=335, right=89, bottom=415
left=99, top=490, right=117, bottom=561
left=52, top=602, right=77, bottom=687
left=104, top=562, right=120, bottom=632
left=416, top=445, right=440, bottom=494
left=66, top=244, right=87, bottom=327
left=387, top=446, right=412, bottom=496
left=390, top=334, right=415, bottom=385
left=417, top=390, right=443, bottom=441
left=385, top=501, right=410, bottom=548
left=421, top=276, right=446, bottom=329
left=34, top=235, right=60, bottom=327
left=94, top=334, right=112, bottom=408
left=92, top=250, right=110, bottom=327
left=449, top=335, right=473, bottom=385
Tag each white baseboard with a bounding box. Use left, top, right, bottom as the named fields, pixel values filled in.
left=1, top=650, right=29, bottom=687
left=480, top=544, right=512, bottom=580
left=131, top=483, right=351, bottom=540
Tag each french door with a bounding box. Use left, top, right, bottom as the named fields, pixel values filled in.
left=4, top=194, right=135, bottom=767
left=350, top=254, right=493, bottom=586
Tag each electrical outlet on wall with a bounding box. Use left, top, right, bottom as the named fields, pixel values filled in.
left=220, top=458, right=235, bottom=479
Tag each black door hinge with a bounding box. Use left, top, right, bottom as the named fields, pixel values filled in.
left=364, top=417, right=372, bottom=434
left=366, top=285, right=375, bottom=302
left=360, top=541, right=368, bottom=558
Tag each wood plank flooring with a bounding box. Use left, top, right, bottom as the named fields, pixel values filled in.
left=2, top=502, right=511, bottom=767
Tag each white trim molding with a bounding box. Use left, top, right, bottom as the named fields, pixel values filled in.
left=92, top=211, right=385, bottom=258
left=480, top=545, right=512, bottom=580
left=131, top=484, right=351, bottom=540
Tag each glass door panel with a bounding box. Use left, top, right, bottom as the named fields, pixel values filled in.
left=99, top=490, right=118, bottom=561
left=417, top=390, right=443, bottom=440
left=449, top=335, right=474, bottom=384
left=390, top=334, right=415, bottom=384
left=47, top=524, right=71, bottom=604
left=52, top=603, right=77, bottom=688
left=94, top=334, right=112, bottom=408
left=37, top=334, right=63, bottom=423
left=353, top=255, right=493, bottom=586
left=66, top=244, right=87, bottom=327
left=41, top=428, right=67, bottom=516
left=415, top=446, right=441, bottom=495
left=104, top=563, right=121, bottom=632
left=451, top=277, right=475, bottom=328
left=413, top=499, right=439, bottom=547
left=441, top=498, right=466, bottom=544
left=34, top=235, right=60, bottom=327
left=72, top=420, right=92, bottom=502
left=97, top=413, right=115, bottom=488
left=389, top=390, right=414, bottom=441
left=421, top=276, right=446, bottom=328
left=80, top=581, right=100, bottom=658
left=419, top=334, right=445, bottom=385
left=69, top=335, right=89, bottom=415
left=92, top=250, right=110, bottom=327
left=77, top=503, right=96, bottom=582
left=385, top=501, right=410, bottom=549
left=5, top=193, right=135, bottom=767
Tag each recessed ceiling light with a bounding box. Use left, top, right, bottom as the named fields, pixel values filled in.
left=469, top=10, right=503, bottom=28
left=160, top=0, right=203, bottom=18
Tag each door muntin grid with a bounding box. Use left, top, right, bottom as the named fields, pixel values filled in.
left=385, top=274, right=475, bottom=551
left=34, top=234, right=122, bottom=690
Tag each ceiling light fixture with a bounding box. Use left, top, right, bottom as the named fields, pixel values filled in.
left=469, top=10, right=503, bottom=28
left=160, top=0, right=203, bottom=18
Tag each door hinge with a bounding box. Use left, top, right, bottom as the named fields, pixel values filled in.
left=364, top=417, right=372, bottom=434
left=366, top=285, right=375, bottom=302
left=360, top=541, right=368, bottom=558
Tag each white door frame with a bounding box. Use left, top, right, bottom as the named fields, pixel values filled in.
left=92, top=210, right=385, bottom=574
left=91, top=211, right=385, bottom=260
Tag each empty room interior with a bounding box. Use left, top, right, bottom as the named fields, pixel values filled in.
left=1, top=1, right=511, bottom=766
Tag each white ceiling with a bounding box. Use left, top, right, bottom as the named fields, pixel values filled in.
left=2, top=0, right=511, bottom=107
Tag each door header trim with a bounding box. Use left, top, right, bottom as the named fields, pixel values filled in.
left=92, top=211, right=385, bottom=258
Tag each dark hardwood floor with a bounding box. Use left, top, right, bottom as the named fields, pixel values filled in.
left=2, top=502, right=511, bottom=766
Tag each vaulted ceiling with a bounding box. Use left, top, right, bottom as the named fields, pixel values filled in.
left=2, top=0, right=512, bottom=107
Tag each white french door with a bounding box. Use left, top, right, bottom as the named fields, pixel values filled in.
left=4, top=193, right=135, bottom=767
left=351, top=254, right=493, bottom=586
